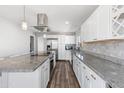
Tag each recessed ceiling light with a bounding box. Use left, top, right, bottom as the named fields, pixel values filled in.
left=65, top=21, right=69, bottom=25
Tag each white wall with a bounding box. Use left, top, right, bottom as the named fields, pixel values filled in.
left=0, top=17, right=34, bottom=58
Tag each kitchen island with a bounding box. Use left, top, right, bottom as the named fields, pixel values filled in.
left=0, top=54, right=52, bottom=88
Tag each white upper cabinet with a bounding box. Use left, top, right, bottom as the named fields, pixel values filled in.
left=112, top=5, right=124, bottom=38
left=58, top=35, right=75, bottom=60
left=97, top=6, right=112, bottom=40
left=81, top=5, right=124, bottom=42
left=65, top=36, right=75, bottom=44
left=81, top=6, right=111, bottom=42
left=86, top=9, right=99, bottom=41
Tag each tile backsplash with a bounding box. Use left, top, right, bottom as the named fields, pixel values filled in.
left=82, top=41, right=124, bottom=59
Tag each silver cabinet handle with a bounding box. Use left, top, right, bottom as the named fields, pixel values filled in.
left=91, top=74, right=96, bottom=80
left=83, top=66, right=86, bottom=69
left=42, top=66, right=45, bottom=69
left=45, top=68, right=48, bottom=71
left=0, top=73, right=2, bottom=77
left=86, top=76, right=89, bottom=80
left=93, top=38, right=97, bottom=40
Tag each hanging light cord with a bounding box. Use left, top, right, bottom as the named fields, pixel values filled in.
left=23, top=5, right=26, bottom=21
left=22, top=5, right=28, bottom=30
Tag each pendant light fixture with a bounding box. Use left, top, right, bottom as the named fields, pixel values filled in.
left=43, top=34, right=47, bottom=38
left=21, top=5, right=28, bottom=30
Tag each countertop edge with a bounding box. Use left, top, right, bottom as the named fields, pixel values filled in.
left=0, top=55, right=50, bottom=73
left=81, top=49, right=124, bottom=66
left=73, top=50, right=119, bottom=88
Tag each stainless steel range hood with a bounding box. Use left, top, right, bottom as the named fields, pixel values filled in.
left=33, top=13, right=48, bottom=31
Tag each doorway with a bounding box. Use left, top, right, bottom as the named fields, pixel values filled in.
left=30, top=36, right=34, bottom=54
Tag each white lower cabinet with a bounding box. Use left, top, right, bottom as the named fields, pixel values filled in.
left=0, top=73, right=2, bottom=87
left=89, top=69, right=106, bottom=88
left=0, top=59, right=50, bottom=88
left=84, top=73, right=91, bottom=88
left=8, top=59, right=50, bottom=88
left=0, top=73, right=8, bottom=88
left=73, top=55, right=106, bottom=88
left=42, top=59, right=50, bottom=88
left=73, top=55, right=76, bottom=74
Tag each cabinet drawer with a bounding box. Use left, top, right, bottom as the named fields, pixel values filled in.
left=88, top=68, right=105, bottom=88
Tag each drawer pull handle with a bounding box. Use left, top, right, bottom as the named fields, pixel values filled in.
left=91, top=74, right=96, bottom=80
left=93, top=38, right=97, bottom=40
left=45, top=68, right=48, bottom=71
left=83, top=66, right=86, bottom=69
left=86, top=76, right=89, bottom=80
left=0, top=73, right=2, bottom=77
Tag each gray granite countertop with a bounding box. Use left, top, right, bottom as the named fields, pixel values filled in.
left=73, top=50, right=124, bottom=88
left=0, top=54, right=50, bottom=72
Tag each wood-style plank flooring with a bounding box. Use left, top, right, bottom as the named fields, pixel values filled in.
left=48, top=61, right=80, bottom=88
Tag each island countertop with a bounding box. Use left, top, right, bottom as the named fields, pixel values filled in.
left=73, top=50, right=124, bottom=88
left=0, top=54, right=50, bottom=72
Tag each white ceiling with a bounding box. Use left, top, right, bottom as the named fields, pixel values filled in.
left=0, top=5, right=98, bottom=32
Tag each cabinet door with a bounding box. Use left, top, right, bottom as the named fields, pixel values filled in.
left=58, top=44, right=62, bottom=59
left=81, top=6, right=112, bottom=42
left=81, top=9, right=99, bottom=42
left=58, top=35, right=65, bottom=60
left=84, top=73, right=91, bottom=88
left=84, top=21, right=90, bottom=41
left=0, top=73, right=2, bottom=88
left=41, top=62, right=46, bottom=88
left=80, top=24, right=84, bottom=41
left=65, top=36, right=75, bottom=44
left=80, top=62, right=87, bottom=88
left=44, top=68, right=48, bottom=87
left=75, top=57, right=79, bottom=78
left=76, top=61, right=80, bottom=83
left=89, top=69, right=106, bottom=88
left=45, top=59, right=50, bottom=87
left=90, top=10, right=99, bottom=41
left=76, top=58, right=82, bottom=86
left=0, top=73, right=8, bottom=88
left=51, top=40, right=58, bottom=49
left=61, top=45, right=66, bottom=60
left=83, top=22, right=88, bottom=41
left=73, top=55, right=77, bottom=75
left=37, top=37, right=46, bottom=53
left=98, top=5, right=112, bottom=39
left=1, top=73, right=8, bottom=88
left=80, top=62, right=92, bottom=88
left=41, top=59, right=50, bottom=88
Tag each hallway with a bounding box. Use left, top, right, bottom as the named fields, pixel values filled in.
left=48, top=61, right=80, bottom=88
